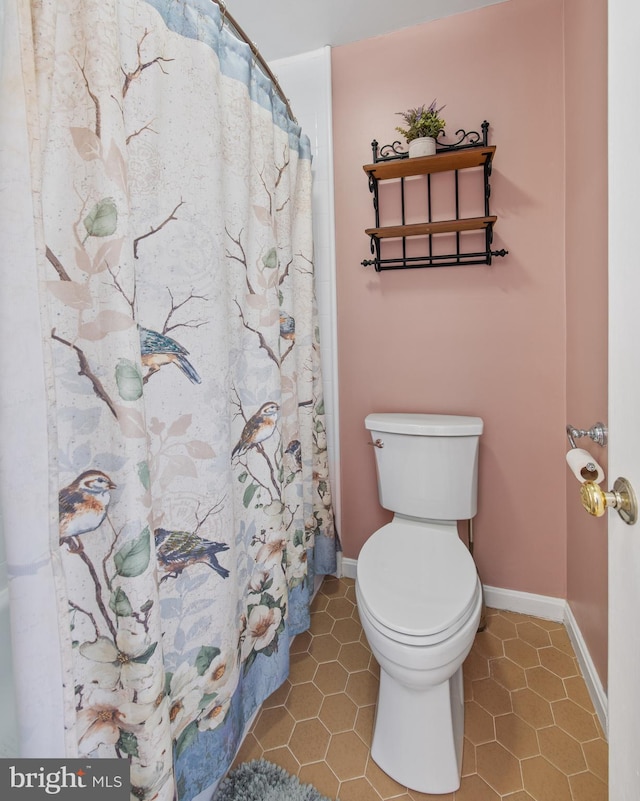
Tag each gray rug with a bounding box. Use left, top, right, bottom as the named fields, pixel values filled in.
left=214, top=759, right=334, bottom=801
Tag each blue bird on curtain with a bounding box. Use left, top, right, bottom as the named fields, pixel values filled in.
left=154, top=528, right=230, bottom=581
left=139, top=326, right=201, bottom=384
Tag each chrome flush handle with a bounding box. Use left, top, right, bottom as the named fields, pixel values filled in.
left=368, top=438, right=384, bottom=448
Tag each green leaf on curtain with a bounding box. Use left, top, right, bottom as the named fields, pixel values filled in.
left=260, top=592, right=279, bottom=610
left=238, top=471, right=248, bottom=484
left=117, top=730, right=139, bottom=758
left=316, top=398, right=325, bottom=415
left=131, top=642, right=158, bottom=664
left=243, top=650, right=258, bottom=674
left=288, top=575, right=305, bottom=591
left=242, top=483, right=258, bottom=508
left=293, top=529, right=304, bottom=548
left=198, top=692, right=218, bottom=710
left=114, top=528, right=151, bottom=577
left=83, top=197, right=118, bottom=239
left=175, top=721, right=199, bottom=759
left=109, top=587, right=133, bottom=617
left=259, top=639, right=278, bottom=658
left=116, top=359, right=144, bottom=401
left=195, top=645, right=221, bottom=676
left=137, top=461, right=151, bottom=491
left=263, top=248, right=278, bottom=269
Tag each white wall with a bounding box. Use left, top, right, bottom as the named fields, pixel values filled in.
left=0, top=517, right=7, bottom=592
left=270, top=47, right=341, bottom=539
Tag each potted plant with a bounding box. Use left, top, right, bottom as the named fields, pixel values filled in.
left=395, top=99, right=446, bottom=158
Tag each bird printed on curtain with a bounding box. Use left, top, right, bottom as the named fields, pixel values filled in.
left=59, top=470, right=116, bottom=543
left=139, top=326, right=201, bottom=384
left=284, top=439, right=302, bottom=469
left=279, top=312, right=295, bottom=342
left=154, top=528, right=230, bottom=581
left=231, top=401, right=279, bottom=458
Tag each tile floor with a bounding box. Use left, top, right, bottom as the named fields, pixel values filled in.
left=232, top=576, right=608, bottom=800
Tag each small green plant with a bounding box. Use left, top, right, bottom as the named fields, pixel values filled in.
left=395, top=99, right=446, bottom=142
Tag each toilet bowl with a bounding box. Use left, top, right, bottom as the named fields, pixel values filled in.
left=357, top=412, right=484, bottom=794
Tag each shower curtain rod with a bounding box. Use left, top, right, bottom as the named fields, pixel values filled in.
left=212, top=0, right=297, bottom=123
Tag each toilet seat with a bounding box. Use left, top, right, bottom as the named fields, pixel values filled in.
left=357, top=519, right=480, bottom=646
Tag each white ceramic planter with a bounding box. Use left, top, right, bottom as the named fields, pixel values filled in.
left=408, top=136, right=437, bottom=158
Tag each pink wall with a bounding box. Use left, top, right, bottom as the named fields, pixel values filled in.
left=564, top=0, right=608, bottom=687
left=332, top=0, right=569, bottom=598
left=331, top=0, right=610, bottom=687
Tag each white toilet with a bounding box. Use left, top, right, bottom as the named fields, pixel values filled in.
left=356, top=412, right=484, bottom=794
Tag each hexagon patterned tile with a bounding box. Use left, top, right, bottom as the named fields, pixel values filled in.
left=232, top=577, right=608, bottom=800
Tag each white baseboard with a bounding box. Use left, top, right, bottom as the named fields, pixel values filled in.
left=482, top=584, right=566, bottom=622
left=564, top=603, right=608, bottom=735
left=340, top=556, right=357, bottom=579
left=339, top=559, right=607, bottom=733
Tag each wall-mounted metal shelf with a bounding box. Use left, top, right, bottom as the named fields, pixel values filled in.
left=362, top=121, right=508, bottom=271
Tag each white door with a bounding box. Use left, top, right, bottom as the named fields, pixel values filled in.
left=608, top=1, right=640, bottom=796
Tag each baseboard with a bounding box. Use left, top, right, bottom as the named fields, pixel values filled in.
left=340, top=556, right=357, bottom=579
left=564, top=603, right=608, bottom=735
left=339, top=559, right=607, bottom=733
left=482, top=584, right=566, bottom=622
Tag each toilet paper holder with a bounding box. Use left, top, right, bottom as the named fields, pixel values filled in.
left=566, top=422, right=607, bottom=450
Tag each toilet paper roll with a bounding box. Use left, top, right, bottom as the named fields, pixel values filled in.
left=566, top=448, right=605, bottom=484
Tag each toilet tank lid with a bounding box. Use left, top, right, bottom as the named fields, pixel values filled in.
left=365, top=413, right=483, bottom=436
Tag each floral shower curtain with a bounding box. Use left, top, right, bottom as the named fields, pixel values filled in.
left=0, top=0, right=337, bottom=799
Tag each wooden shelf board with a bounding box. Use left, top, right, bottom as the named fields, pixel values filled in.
left=366, top=216, right=497, bottom=239
left=363, top=146, right=495, bottom=180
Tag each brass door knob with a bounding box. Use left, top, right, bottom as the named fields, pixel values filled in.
left=580, top=477, right=638, bottom=525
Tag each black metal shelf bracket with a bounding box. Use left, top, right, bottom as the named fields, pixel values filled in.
left=362, top=120, right=508, bottom=272
left=362, top=248, right=509, bottom=271
left=370, top=121, right=490, bottom=164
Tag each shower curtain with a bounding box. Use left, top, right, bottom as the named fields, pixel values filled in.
left=0, top=0, right=337, bottom=799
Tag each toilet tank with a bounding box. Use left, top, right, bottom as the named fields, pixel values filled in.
left=365, top=413, right=483, bottom=520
